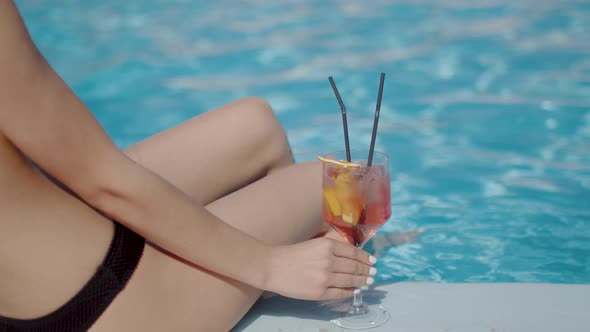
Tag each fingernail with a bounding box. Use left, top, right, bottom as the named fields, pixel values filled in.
left=369, top=267, right=377, bottom=276
left=366, top=277, right=374, bottom=285
left=353, top=289, right=361, bottom=295
left=369, top=256, right=377, bottom=265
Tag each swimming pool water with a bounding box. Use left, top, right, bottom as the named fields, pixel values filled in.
left=17, top=0, right=590, bottom=284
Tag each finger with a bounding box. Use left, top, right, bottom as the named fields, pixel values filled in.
left=322, top=288, right=355, bottom=300
left=331, top=257, right=376, bottom=276
left=331, top=242, right=376, bottom=265
left=329, top=273, right=374, bottom=288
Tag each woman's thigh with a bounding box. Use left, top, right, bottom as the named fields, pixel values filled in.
left=91, top=162, right=324, bottom=331
left=125, top=96, right=293, bottom=205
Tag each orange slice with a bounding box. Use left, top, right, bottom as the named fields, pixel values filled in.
left=341, top=199, right=362, bottom=226
left=322, top=186, right=341, bottom=217
left=316, top=156, right=361, bottom=169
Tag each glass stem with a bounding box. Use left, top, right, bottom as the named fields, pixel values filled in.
left=349, top=288, right=368, bottom=315
left=353, top=289, right=363, bottom=308
left=350, top=243, right=369, bottom=315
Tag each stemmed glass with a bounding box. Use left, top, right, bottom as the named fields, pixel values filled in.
left=320, top=149, right=391, bottom=329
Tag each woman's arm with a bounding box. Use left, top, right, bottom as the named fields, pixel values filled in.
left=0, top=1, right=373, bottom=300
left=0, top=1, right=270, bottom=290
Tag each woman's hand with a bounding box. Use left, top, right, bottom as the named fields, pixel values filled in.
left=264, top=238, right=377, bottom=300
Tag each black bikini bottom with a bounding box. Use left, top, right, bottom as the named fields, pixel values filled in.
left=0, top=222, right=145, bottom=332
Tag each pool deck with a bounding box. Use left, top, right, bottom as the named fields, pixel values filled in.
left=234, top=282, right=590, bottom=332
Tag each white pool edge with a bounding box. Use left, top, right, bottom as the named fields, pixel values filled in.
left=234, top=282, right=590, bottom=332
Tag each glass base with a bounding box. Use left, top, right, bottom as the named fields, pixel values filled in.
left=330, top=304, right=389, bottom=330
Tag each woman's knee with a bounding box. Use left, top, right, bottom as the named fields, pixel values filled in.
left=238, top=96, right=293, bottom=168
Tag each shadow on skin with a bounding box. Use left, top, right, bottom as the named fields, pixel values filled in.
left=232, top=229, right=424, bottom=331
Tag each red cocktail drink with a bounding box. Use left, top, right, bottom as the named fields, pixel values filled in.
left=319, top=150, right=391, bottom=329
left=321, top=157, right=391, bottom=247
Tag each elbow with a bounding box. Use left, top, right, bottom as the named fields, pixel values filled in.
left=84, top=180, right=139, bottom=226
left=83, top=184, right=120, bottom=215
left=78, top=154, right=150, bottom=224
left=79, top=161, right=132, bottom=218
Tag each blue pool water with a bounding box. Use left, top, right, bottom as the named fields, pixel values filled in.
left=17, top=1, right=590, bottom=284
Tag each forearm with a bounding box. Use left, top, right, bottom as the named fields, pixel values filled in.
left=91, top=156, right=270, bottom=289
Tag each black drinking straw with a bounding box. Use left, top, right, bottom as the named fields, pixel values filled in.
left=328, top=76, right=351, bottom=162
left=367, top=72, right=385, bottom=166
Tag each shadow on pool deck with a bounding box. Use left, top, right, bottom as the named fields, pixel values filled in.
left=233, top=285, right=391, bottom=331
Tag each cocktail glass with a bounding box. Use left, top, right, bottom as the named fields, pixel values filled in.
left=321, top=149, right=391, bottom=329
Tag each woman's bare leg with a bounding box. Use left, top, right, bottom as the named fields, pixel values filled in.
left=124, top=96, right=294, bottom=205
